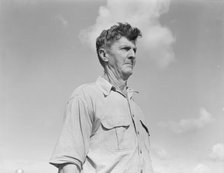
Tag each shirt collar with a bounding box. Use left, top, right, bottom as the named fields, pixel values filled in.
left=96, top=76, right=139, bottom=98
left=127, top=87, right=139, bottom=99
left=96, top=76, right=114, bottom=96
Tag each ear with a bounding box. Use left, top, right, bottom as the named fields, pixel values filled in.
left=99, top=48, right=109, bottom=63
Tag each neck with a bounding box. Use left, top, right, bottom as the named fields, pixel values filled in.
left=103, top=67, right=128, bottom=95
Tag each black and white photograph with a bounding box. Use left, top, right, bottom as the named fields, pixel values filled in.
left=0, top=0, right=223, bottom=173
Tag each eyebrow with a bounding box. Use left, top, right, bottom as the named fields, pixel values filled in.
left=119, top=44, right=137, bottom=49
left=120, top=46, right=137, bottom=53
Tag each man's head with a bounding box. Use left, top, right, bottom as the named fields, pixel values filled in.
left=96, top=23, right=142, bottom=80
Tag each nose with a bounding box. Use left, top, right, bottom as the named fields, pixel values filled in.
left=128, top=49, right=136, bottom=61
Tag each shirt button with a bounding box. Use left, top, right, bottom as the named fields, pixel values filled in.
left=140, top=150, right=142, bottom=154
left=137, top=131, right=140, bottom=135
left=140, top=170, right=143, bottom=173
left=132, top=114, right=134, bottom=117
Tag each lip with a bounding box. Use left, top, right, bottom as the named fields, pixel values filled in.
left=125, top=63, right=133, bottom=66
left=124, top=63, right=134, bottom=69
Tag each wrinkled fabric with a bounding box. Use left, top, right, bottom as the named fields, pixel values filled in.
left=49, top=77, right=153, bottom=173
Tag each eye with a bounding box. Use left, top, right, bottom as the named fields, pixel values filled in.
left=122, top=47, right=130, bottom=51
left=121, top=46, right=137, bottom=53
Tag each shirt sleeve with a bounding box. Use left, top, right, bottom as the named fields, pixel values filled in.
left=49, top=95, right=93, bottom=170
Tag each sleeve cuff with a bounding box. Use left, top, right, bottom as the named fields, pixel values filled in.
left=49, top=156, right=82, bottom=170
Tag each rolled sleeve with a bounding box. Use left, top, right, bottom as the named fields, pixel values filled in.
left=49, top=95, right=93, bottom=170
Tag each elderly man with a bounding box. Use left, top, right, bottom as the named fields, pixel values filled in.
left=50, top=23, right=153, bottom=173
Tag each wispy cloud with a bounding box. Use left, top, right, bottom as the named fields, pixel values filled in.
left=15, top=168, right=25, bottom=173
left=158, top=107, right=214, bottom=134
left=152, top=158, right=194, bottom=173
left=55, top=15, right=69, bottom=27
left=152, top=152, right=222, bottom=173
left=193, top=163, right=210, bottom=173
left=152, top=145, right=169, bottom=160
left=152, top=158, right=223, bottom=173
left=79, top=0, right=175, bottom=68
left=210, top=143, right=224, bottom=161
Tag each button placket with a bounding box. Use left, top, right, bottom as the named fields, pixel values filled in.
left=127, top=98, right=137, bottom=131
left=140, top=149, right=142, bottom=154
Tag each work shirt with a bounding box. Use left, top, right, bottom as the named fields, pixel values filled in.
left=49, top=77, right=153, bottom=173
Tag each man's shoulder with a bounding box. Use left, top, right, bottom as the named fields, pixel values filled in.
left=69, top=81, right=100, bottom=100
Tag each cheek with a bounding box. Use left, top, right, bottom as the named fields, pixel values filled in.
left=115, top=57, right=125, bottom=67
left=108, top=56, right=116, bottom=65
left=108, top=57, right=122, bottom=70
left=108, top=52, right=126, bottom=68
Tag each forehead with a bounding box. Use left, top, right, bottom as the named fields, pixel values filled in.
left=110, top=37, right=136, bottom=49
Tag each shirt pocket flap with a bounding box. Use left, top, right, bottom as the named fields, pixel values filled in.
left=101, top=117, right=130, bottom=130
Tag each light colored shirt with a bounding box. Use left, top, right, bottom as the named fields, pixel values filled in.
left=49, top=77, right=153, bottom=173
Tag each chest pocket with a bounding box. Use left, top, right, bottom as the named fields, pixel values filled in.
left=100, top=117, right=135, bottom=151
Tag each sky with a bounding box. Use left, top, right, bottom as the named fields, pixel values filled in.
left=0, top=0, right=223, bottom=173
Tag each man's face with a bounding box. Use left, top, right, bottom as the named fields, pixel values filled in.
left=106, top=36, right=137, bottom=80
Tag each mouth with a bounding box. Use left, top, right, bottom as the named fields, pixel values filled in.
left=125, top=62, right=133, bottom=66
left=125, top=63, right=134, bottom=68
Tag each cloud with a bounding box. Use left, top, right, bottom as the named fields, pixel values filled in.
left=158, top=107, right=214, bottom=134
left=210, top=143, right=224, bottom=161
left=152, top=145, right=168, bottom=160
left=193, top=163, right=210, bottom=173
left=152, top=159, right=223, bottom=173
left=150, top=144, right=223, bottom=173
left=152, top=158, right=194, bottom=173
left=79, top=0, right=175, bottom=68
left=150, top=145, right=223, bottom=173
left=15, top=168, right=24, bottom=173
left=55, top=15, right=69, bottom=27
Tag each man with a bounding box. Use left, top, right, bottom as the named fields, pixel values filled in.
left=50, top=23, right=153, bottom=173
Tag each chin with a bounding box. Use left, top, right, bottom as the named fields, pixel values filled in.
left=122, top=70, right=133, bottom=80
